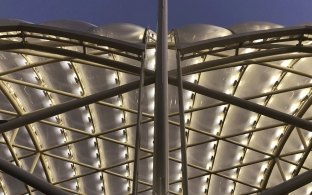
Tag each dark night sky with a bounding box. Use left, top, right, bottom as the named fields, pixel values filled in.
left=0, top=0, right=312, bottom=30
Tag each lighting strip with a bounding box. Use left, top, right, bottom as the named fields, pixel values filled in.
left=61, top=58, right=104, bottom=194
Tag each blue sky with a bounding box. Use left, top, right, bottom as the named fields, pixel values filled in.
left=0, top=0, right=311, bottom=29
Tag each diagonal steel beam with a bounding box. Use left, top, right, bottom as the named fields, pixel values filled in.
left=260, top=95, right=312, bottom=189
left=260, top=169, right=312, bottom=195
left=0, top=77, right=154, bottom=133
left=177, top=26, right=311, bottom=54
left=168, top=77, right=312, bottom=131
left=0, top=23, right=144, bottom=54
left=132, top=51, right=146, bottom=194
left=0, top=157, right=68, bottom=195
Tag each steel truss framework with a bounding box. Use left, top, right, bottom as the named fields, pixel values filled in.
left=0, top=21, right=311, bottom=195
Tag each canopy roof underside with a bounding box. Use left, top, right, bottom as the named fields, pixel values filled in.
left=0, top=19, right=311, bottom=195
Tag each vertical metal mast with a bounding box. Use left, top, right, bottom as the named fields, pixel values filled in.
left=153, top=0, right=169, bottom=194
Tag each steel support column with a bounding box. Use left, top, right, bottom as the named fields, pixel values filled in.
left=153, top=0, right=169, bottom=194
left=0, top=157, right=68, bottom=195
left=132, top=51, right=146, bottom=194
left=176, top=50, right=189, bottom=195
left=260, top=169, right=312, bottom=195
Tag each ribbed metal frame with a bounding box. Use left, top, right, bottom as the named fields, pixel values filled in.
left=0, top=22, right=311, bottom=194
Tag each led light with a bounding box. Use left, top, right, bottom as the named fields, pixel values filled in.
left=234, top=66, right=242, bottom=71
left=228, top=74, right=239, bottom=85
left=281, top=59, right=291, bottom=67
left=192, top=74, right=199, bottom=83
left=214, top=114, right=224, bottom=125
left=206, top=161, right=212, bottom=170
left=78, top=106, right=85, bottom=111
left=69, top=181, right=76, bottom=190
left=289, top=102, right=300, bottom=113
left=148, top=126, right=154, bottom=136
left=298, top=89, right=310, bottom=100
left=83, top=113, right=91, bottom=123
left=118, top=99, right=123, bottom=106
left=274, top=127, right=284, bottom=138
left=97, top=172, right=102, bottom=179
left=194, top=58, right=202, bottom=64
left=177, top=163, right=182, bottom=170
left=148, top=87, right=155, bottom=98
left=257, top=96, right=267, bottom=104
left=262, top=88, right=271, bottom=93
left=203, top=186, right=208, bottom=193
left=248, top=115, right=258, bottom=125
left=86, top=125, right=93, bottom=133
left=25, top=72, right=38, bottom=83
left=225, top=89, right=232, bottom=94
left=184, top=100, right=193, bottom=109
left=184, top=113, right=191, bottom=121
left=91, top=150, right=98, bottom=158
left=118, top=129, right=125, bottom=136
left=306, top=186, right=312, bottom=194
left=270, top=140, right=278, bottom=149
left=121, top=150, right=128, bottom=158
left=16, top=58, right=27, bottom=66
left=185, top=90, right=193, bottom=99
left=243, top=48, right=255, bottom=54
left=74, top=86, right=84, bottom=96
left=210, top=142, right=217, bottom=150
left=269, top=75, right=280, bottom=85
left=241, top=138, right=248, bottom=145
left=88, top=138, right=96, bottom=146
left=43, top=99, right=51, bottom=107
left=147, top=58, right=156, bottom=70
left=285, top=174, right=292, bottom=180
left=236, top=152, right=244, bottom=161
left=148, top=161, right=153, bottom=170
left=96, top=183, right=103, bottom=191
left=257, top=175, right=263, bottom=183
left=116, top=112, right=124, bottom=123
left=148, top=101, right=155, bottom=111
left=109, top=72, right=118, bottom=85
left=93, top=160, right=100, bottom=167
left=293, top=153, right=301, bottom=162
left=213, top=127, right=220, bottom=135
left=227, top=181, right=235, bottom=193
left=125, top=164, right=130, bottom=172
left=65, top=162, right=72, bottom=169
left=60, top=61, right=71, bottom=70
left=121, top=137, right=127, bottom=143
left=67, top=73, right=76, bottom=84
left=3, top=149, right=10, bottom=156
left=176, top=184, right=181, bottom=192
left=217, top=106, right=226, bottom=113
left=253, top=39, right=263, bottom=43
